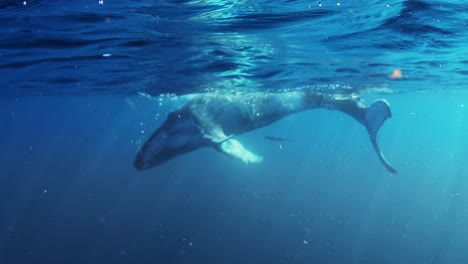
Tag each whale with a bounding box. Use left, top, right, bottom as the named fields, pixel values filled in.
left=133, top=89, right=397, bottom=173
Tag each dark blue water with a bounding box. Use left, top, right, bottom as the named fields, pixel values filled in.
left=1, top=1, right=468, bottom=263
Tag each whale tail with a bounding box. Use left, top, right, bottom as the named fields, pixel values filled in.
left=364, top=100, right=397, bottom=174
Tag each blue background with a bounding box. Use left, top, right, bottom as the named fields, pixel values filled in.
left=1, top=1, right=468, bottom=263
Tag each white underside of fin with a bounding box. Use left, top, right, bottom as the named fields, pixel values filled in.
left=203, top=125, right=233, bottom=144
left=219, top=139, right=263, bottom=164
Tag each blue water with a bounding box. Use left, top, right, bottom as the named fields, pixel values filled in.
left=1, top=1, right=468, bottom=263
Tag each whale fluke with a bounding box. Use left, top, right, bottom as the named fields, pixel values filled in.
left=364, top=99, right=397, bottom=174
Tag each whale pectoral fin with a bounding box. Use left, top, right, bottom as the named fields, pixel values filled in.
left=218, top=139, right=263, bottom=164
left=203, top=125, right=233, bottom=144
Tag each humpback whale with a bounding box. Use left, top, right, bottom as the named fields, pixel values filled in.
left=134, top=89, right=397, bottom=173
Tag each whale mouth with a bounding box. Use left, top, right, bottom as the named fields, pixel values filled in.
left=133, top=145, right=168, bottom=171
left=133, top=109, right=210, bottom=171
left=133, top=155, right=147, bottom=171
left=133, top=150, right=150, bottom=171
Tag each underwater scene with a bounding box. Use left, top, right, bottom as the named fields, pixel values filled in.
left=1, top=1, right=468, bottom=263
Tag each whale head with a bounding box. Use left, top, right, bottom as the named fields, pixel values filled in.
left=133, top=111, right=208, bottom=171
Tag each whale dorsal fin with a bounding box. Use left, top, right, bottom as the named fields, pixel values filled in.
left=218, top=139, right=263, bottom=164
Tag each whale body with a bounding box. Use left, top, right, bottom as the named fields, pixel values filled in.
left=134, top=89, right=397, bottom=173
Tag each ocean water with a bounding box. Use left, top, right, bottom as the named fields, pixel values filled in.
left=1, top=0, right=468, bottom=263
